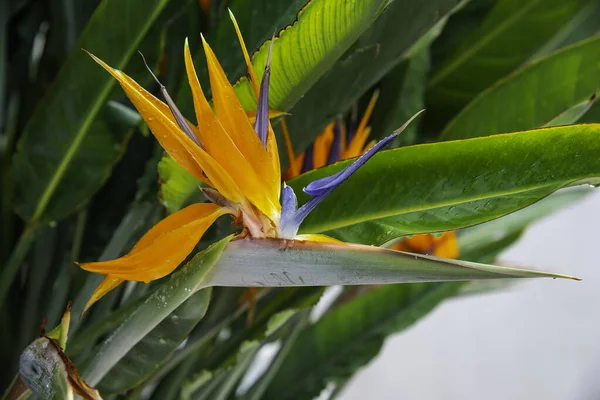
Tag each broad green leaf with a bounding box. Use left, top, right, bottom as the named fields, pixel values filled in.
left=97, top=289, right=212, bottom=394
left=176, top=0, right=308, bottom=115
left=234, top=0, right=391, bottom=112
left=427, top=0, right=588, bottom=118
left=369, top=49, right=430, bottom=145
left=458, top=188, right=591, bottom=262
left=157, top=155, right=203, bottom=214
left=529, top=0, right=600, bottom=61
left=208, top=238, right=575, bottom=289
left=11, top=0, right=170, bottom=222
left=280, top=0, right=460, bottom=154
left=264, top=282, right=464, bottom=399
left=288, top=124, right=600, bottom=244
left=240, top=311, right=311, bottom=400
left=180, top=310, right=307, bottom=400
left=439, top=35, right=600, bottom=140
left=81, top=236, right=231, bottom=386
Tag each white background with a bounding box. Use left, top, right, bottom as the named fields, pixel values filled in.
left=341, top=190, right=600, bottom=400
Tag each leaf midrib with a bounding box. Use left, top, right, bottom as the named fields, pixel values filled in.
left=30, top=0, right=168, bottom=221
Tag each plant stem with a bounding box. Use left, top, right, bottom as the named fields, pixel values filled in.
left=0, top=224, right=38, bottom=309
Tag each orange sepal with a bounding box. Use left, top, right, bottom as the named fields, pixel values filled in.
left=201, top=37, right=280, bottom=209
left=183, top=42, right=279, bottom=220
left=87, top=52, right=208, bottom=185
left=80, top=202, right=228, bottom=284
left=81, top=276, right=124, bottom=314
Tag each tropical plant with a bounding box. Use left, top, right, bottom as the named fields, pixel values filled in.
left=2, top=0, right=600, bottom=398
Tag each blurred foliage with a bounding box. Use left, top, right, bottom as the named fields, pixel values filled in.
left=2, top=0, right=600, bottom=398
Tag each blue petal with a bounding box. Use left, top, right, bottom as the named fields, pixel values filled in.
left=326, top=120, right=343, bottom=165
left=280, top=184, right=299, bottom=238
left=304, top=110, right=425, bottom=197
left=139, top=51, right=202, bottom=147
left=301, top=143, right=314, bottom=174
left=253, top=38, right=274, bottom=148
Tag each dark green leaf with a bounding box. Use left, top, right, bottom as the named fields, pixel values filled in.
left=439, top=35, right=600, bottom=140
left=98, top=289, right=212, bottom=394
left=234, top=0, right=392, bottom=112
left=81, top=236, right=231, bottom=386
left=11, top=0, right=170, bottom=222
left=281, top=0, right=461, bottom=155
left=264, top=282, right=463, bottom=399
left=427, top=0, right=589, bottom=119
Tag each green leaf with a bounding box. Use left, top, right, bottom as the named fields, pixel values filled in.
left=207, top=238, right=575, bottom=289
left=369, top=49, right=430, bottom=145
left=439, top=35, right=600, bottom=140
left=176, top=0, right=308, bottom=114
left=234, top=0, right=391, bottom=112
left=458, top=188, right=591, bottom=262
left=280, top=0, right=461, bottom=154
left=157, top=0, right=463, bottom=211
left=264, top=282, right=464, bottom=399
left=97, top=288, right=212, bottom=394
left=11, top=0, right=170, bottom=222
left=528, top=0, right=600, bottom=61
left=288, top=124, right=600, bottom=244
left=157, top=155, right=203, bottom=214
left=80, top=236, right=231, bottom=386
left=427, top=0, right=589, bottom=118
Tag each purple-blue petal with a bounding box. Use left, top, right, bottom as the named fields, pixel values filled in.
left=253, top=38, right=274, bottom=148
left=303, top=132, right=396, bottom=197
left=280, top=185, right=299, bottom=238
left=303, top=110, right=425, bottom=197
left=139, top=51, right=202, bottom=147
left=326, top=120, right=343, bottom=165
left=301, top=143, right=314, bottom=174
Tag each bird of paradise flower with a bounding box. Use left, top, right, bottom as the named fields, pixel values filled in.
left=77, top=14, right=423, bottom=311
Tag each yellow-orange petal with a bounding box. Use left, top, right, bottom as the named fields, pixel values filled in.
left=183, top=42, right=279, bottom=220
left=88, top=52, right=250, bottom=206
left=294, top=234, right=344, bottom=244
left=313, top=122, right=335, bottom=169
left=281, top=119, right=301, bottom=179
left=266, top=122, right=281, bottom=200
left=79, top=203, right=228, bottom=281
left=344, top=91, right=378, bottom=159
left=87, top=52, right=208, bottom=185
left=432, top=231, right=459, bottom=258
left=201, top=37, right=280, bottom=209
left=229, top=10, right=260, bottom=97
left=228, top=17, right=282, bottom=199
left=344, top=126, right=372, bottom=159
left=391, top=232, right=459, bottom=258
left=82, top=276, right=124, bottom=314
